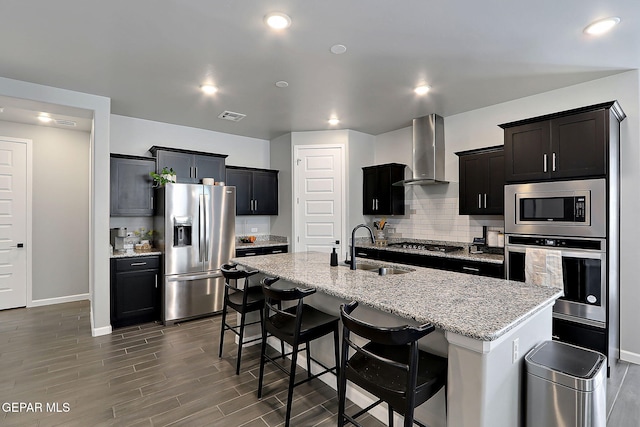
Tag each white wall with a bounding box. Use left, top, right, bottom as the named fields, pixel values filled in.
left=270, top=133, right=293, bottom=240
left=0, top=122, right=90, bottom=302
left=0, top=76, right=111, bottom=336
left=374, top=70, right=640, bottom=362
left=109, top=115, right=272, bottom=236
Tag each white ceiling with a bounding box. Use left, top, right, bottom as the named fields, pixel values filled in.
left=0, top=1, right=637, bottom=140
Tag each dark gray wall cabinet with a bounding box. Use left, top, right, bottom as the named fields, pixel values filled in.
left=363, top=163, right=406, bottom=215
left=456, top=146, right=504, bottom=215
left=110, top=255, right=160, bottom=328
left=226, top=166, right=279, bottom=215
left=110, top=154, right=156, bottom=217
left=500, top=101, right=625, bottom=183
left=149, top=146, right=227, bottom=184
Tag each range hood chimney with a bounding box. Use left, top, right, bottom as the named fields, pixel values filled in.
left=393, top=114, right=448, bottom=186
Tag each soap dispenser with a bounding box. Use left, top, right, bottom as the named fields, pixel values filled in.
left=330, top=240, right=339, bottom=266
left=330, top=247, right=338, bottom=266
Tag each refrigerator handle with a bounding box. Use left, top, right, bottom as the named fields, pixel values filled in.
left=199, top=194, right=206, bottom=262
left=203, top=194, right=210, bottom=262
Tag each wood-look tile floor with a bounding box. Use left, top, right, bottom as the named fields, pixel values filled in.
left=0, top=301, right=384, bottom=427
left=1, top=301, right=639, bottom=426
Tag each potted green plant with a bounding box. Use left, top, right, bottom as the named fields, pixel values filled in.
left=150, top=167, right=177, bottom=186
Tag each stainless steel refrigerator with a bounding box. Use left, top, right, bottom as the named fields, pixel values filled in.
left=155, top=183, right=235, bottom=324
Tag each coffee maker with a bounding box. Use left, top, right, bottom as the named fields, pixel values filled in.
left=110, top=227, right=128, bottom=252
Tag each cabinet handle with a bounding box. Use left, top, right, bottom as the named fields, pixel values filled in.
left=543, top=154, right=548, bottom=173
left=189, top=167, right=193, bottom=178
left=155, top=274, right=158, bottom=289
left=552, top=335, right=560, bottom=340
left=484, top=193, right=487, bottom=209
left=255, top=200, right=258, bottom=211
left=130, top=262, right=147, bottom=266
left=372, top=199, right=376, bottom=210
left=245, top=252, right=257, bottom=256
left=462, top=266, right=480, bottom=272
left=271, top=250, right=283, bottom=254
left=356, top=252, right=368, bottom=257
left=478, top=194, right=482, bottom=209
left=552, top=152, right=557, bottom=172
left=194, top=167, right=198, bottom=178
left=375, top=199, right=379, bottom=210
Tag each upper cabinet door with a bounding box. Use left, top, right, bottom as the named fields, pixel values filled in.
left=156, top=150, right=195, bottom=183
left=456, top=146, right=504, bottom=215
left=226, top=168, right=253, bottom=215
left=110, top=155, right=156, bottom=216
left=252, top=170, right=278, bottom=215
left=226, top=167, right=279, bottom=215
left=550, top=110, right=606, bottom=179
left=362, top=164, right=405, bottom=216
left=194, top=155, right=226, bottom=183
left=504, top=121, right=550, bottom=183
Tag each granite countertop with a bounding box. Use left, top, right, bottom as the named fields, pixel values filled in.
left=232, top=251, right=561, bottom=342
left=355, top=241, right=504, bottom=264
left=111, top=250, right=162, bottom=259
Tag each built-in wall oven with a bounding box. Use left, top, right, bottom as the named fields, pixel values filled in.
left=505, top=235, right=606, bottom=326
left=504, top=178, right=614, bottom=361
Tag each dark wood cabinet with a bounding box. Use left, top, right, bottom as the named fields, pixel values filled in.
left=501, top=101, right=624, bottom=183
left=235, top=245, right=288, bottom=257
left=149, top=146, right=227, bottom=184
left=110, top=154, right=156, bottom=217
left=353, top=246, right=504, bottom=279
left=362, top=163, right=406, bottom=215
left=110, top=255, right=160, bottom=328
left=226, top=166, right=279, bottom=215
left=456, top=146, right=504, bottom=215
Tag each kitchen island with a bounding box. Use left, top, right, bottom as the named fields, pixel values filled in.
left=233, top=251, right=562, bottom=427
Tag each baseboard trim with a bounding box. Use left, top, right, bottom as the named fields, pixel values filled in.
left=30, top=293, right=90, bottom=307
left=620, top=350, right=640, bottom=365
left=92, top=324, right=112, bottom=337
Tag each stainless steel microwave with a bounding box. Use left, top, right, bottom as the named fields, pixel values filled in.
left=504, top=178, right=607, bottom=238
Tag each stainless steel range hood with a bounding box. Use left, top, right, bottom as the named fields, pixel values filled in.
left=393, top=114, right=448, bottom=186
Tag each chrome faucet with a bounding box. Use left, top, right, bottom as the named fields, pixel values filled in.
left=350, top=224, right=375, bottom=270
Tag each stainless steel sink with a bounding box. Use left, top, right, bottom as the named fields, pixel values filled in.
left=355, top=263, right=412, bottom=275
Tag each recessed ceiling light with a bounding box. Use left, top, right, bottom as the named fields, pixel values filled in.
left=38, top=113, right=52, bottom=123
left=201, top=84, right=218, bottom=95
left=414, top=85, right=431, bottom=95
left=264, top=12, right=292, bottom=30
left=330, top=44, right=347, bottom=55
left=0, top=107, right=4, bottom=113
left=275, top=81, right=289, bottom=88
left=584, top=17, right=620, bottom=35
left=328, top=118, right=340, bottom=126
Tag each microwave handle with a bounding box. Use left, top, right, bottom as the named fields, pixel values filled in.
left=543, top=153, right=548, bottom=173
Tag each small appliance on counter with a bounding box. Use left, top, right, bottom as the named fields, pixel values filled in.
left=110, top=227, right=137, bottom=252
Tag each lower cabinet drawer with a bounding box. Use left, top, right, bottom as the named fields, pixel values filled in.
left=235, top=245, right=288, bottom=257
left=115, top=256, right=160, bottom=272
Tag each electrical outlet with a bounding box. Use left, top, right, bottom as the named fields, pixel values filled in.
left=251, top=227, right=258, bottom=232
left=512, top=338, right=519, bottom=363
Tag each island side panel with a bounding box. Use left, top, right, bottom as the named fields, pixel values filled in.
left=445, top=304, right=553, bottom=427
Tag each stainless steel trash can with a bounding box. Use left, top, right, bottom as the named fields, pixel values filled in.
left=525, top=340, right=607, bottom=427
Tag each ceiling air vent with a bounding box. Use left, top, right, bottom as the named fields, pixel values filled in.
left=54, top=119, right=77, bottom=127
left=218, top=111, right=246, bottom=122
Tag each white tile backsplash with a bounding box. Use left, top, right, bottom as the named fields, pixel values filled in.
left=370, top=183, right=504, bottom=244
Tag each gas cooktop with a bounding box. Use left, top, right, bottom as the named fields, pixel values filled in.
left=387, top=242, right=464, bottom=253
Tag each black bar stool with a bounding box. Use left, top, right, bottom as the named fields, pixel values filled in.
left=219, top=263, right=263, bottom=375
left=337, top=301, right=448, bottom=427
left=258, top=276, right=340, bottom=427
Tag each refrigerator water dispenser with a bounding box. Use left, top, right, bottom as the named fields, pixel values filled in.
left=173, top=217, right=192, bottom=247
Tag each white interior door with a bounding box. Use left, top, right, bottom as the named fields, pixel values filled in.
left=0, top=138, right=28, bottom=310
left=294, top=145, right=345, bottom=255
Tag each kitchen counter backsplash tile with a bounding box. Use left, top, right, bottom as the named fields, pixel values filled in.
left=353, top=237, right=504, bottom=264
